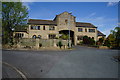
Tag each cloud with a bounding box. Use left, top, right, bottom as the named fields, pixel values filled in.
left=118, top=23, right=120, bottom=26
left=77, top=14, right=105, bottom=27
left=76, top=12, right=118, bottom=36
left=107, top=2, right=118, bottom=7
left=22, top=2, right=33, bottom=10
left=86, top=12, right=96, bottom=18
left=102, top=29, right=111, bottom=37
left=78, top=14, right=117, bottom=28
left=21, top=0, right=40, bottom=1
left=102, top=27, right=115, bottom=37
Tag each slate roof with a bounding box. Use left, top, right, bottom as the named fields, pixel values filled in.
left=97, top=30, right=106, bottom=36
left=76, top=22, right=97, bottom=28
left=28, top=19, right=57, bottom=25
left=28, top=19, right=97, bottom=28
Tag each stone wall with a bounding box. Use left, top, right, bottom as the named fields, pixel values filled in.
left=75, top=27, right=98, bottom=42
left=13, top=12, right=98, bottom=46
left=17, top=38, right=71, bottom=49
left=28, top=25, right=59, bottom=39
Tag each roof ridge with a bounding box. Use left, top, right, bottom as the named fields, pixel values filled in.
left=76, top=22, right=91, bottom=24
left=29, top=19, right=54, bottom=21
left=97, top=30, right=106, bottom=36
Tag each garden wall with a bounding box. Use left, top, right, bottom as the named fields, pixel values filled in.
left=17, top=38, right=71, bottom=49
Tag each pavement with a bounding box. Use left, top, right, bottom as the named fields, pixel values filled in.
left=2, top=46, right=119, bottom=78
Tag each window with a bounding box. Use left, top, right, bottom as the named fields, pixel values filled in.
left=38, top=35, right=41, bottom=39
left=31, top=25, right=40, bottom=30
left=38, top=26, right=40, bottom=30
left=31, top=26, right=36, bottom=30
left=32, top=35, right=36, bottom=39
left=43, top=26, right=45, bottom=30
left=89, top=29, right=95, bottom=32
left=92, top=37, right=94, bottom=39
left=49, top=34, right=56, bottom=39
left=85, top=28, right=87, bottom=32
left=77, top=36, right=83, bottom=40
left=31, top=26, right=33, bottom=29
left=78, top=28, right=83, bottom=32
left=49, top=26, right=55, bottom=30
left=15, top=33, right=24, bottom=38
left=65, top=19, right=68, bottom=24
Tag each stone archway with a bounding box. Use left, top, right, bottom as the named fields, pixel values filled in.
left=59, top=30, right=74, bottom=45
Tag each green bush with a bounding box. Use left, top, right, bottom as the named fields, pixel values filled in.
left=82, top=36, right=95, bottom=45
left=97, top=37, right=104, bottom=45
left=57, top=41, right=63, bottom=49
left=103, top=39, right=110, bottom=47
left=59, top=34, right=69, bottom=40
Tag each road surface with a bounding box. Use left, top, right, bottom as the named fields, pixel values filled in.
left=2, top=46, right=119, bottom=78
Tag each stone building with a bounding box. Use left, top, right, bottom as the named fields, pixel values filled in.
left=14, top=12, right=105, bottom=45
left=97, top=30, right=106, bottom=39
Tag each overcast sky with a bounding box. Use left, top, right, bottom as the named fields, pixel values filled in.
left=23, top=2, right=118, bottom=37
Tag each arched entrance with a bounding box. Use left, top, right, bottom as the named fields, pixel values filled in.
left=59, top=30, right=74, bottom=45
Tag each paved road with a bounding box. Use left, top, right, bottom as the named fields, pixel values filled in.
left=2, top=46, right=119, bottom=78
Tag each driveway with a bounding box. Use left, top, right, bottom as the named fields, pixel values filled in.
left=2, top=46, right=119, bottom=78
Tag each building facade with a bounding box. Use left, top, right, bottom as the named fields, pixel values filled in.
left=14, top=12, right=105, bottom=45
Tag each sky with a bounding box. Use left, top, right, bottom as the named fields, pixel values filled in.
left=23, top=2, right=118, bottom=37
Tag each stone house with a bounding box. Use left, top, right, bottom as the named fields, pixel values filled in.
left=14, top=12, right=105, bottom=45
left=97, top=30, right=106, bottom=39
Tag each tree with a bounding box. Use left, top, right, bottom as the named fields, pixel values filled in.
left=103, top=34, right=116, bottom=48
left=98, top=37, right=104, bottom=45
left=57, top=41, right=63, bottom=49
left=2, top=2, right=28, bottom=44
left=97, top=37, right=104, bottom=45
left=110, top=27, right=120, bottom=48
left=59, top=33, right=69, bottom=40
left=82, top=36, right=95, bottom=45
left=103, top=39, right=110, bottom=47
left=83, top=36, right=89, bottom=44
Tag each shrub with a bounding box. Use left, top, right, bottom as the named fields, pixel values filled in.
left=97, top=37, right=104, bottom=45
left=59, top=34, right=69, bottom=40
left=89, top=38, right=95, bottom=45
left=57, top=41, right=63, bottom=49
left=103, top=39, right=110, bottom=47
left=82, top=36, right=95, bottom=45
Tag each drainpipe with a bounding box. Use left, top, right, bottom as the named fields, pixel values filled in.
left=68, top=14, right=71, bottom=48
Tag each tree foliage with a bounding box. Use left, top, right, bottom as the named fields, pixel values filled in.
left=103, top=39, right=111, bottom=47
left=110, top=27, right=120, bottom=48
left=82, top=36, right=95, bottom=45
left=98, top=37, right=104, bottom=43
left=106, top=34, right=116, bottom=47
left=59, top=33, right=69, bottom=40
left=2, top=2, right=28, bottom=44
left=97, top=37, right=104, bottom=45
left=57, top=41, right=63, bottom=49
left=104, top=27, right=120, bottom=49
